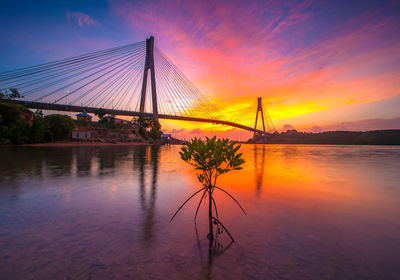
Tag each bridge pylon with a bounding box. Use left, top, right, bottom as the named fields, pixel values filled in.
left=139, top=36, right=159, bottom=122
left=253, top=97, right=267, bottom=143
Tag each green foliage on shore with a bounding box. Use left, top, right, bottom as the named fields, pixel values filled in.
left=30, top=110, right=45, bottom=143
left=138, top=115, right=162, bottom=140
left=44, top=114, right=74, bottom=142
left=0, top=93, right=74, bottom=144
left=0, top=95, right=32, bottom=144
left=94, top=108, right=106, bottom=120
left=3, top=119, right=30, bottom=144
left=0, top=100, right=25, bottom=123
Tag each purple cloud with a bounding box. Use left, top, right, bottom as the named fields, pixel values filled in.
left=324, top=117, right=400, bottom=132
left=310, top=125, right=323, bottom=133
left=66, top=9, right=99, bottom=27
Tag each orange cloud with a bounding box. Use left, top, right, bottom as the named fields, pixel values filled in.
left=109, top=0, right=400, bottom=138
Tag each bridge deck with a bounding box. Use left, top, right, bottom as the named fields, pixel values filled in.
left=16, top=101, right=268, bottom=134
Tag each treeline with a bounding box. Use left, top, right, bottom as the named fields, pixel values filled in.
left=93, top=109, right=162, bottom=141
left=252, top=129, right=400, bottom=145
left=0, top=97, right=74, bottom=144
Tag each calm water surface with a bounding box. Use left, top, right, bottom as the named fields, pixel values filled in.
left=1, top=144, right=400, bottom=279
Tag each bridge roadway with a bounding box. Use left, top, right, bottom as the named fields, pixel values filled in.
left=17, top=100, right=268, bottom=134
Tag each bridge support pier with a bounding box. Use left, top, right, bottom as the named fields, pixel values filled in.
left=139, top=36, right=159, bottom=123
left=253, top=97, right=267, bottom=143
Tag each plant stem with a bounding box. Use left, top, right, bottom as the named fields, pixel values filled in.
left=208, top=185, right=214, bottom=241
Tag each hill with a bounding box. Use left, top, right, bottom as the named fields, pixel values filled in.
left=251, top=129, right=400, bottom=145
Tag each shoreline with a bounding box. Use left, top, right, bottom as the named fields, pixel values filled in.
left=4, top=142, right=400, bottom=147
left=19, top=141, right=153, bottom=147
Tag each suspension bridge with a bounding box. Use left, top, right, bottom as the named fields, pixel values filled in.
left=0, top=36, right=274, bottom=139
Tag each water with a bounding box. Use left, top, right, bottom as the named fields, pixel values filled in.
left=0, top=144, right=400, bottom=279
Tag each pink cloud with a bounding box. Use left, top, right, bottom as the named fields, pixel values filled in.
left=282, top=124, right=296, bottom=132
left=163, top=126, right=252, bottom=141
left=189, top=128, right=202, bottom=134
left=66, top=10, right=99, bottom=27
left=310, top=125, right=323, bottom=133
left=109, top=0, right=400, bottom=134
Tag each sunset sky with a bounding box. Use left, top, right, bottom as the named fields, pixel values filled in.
left=1, top=0, right=399, bottom=140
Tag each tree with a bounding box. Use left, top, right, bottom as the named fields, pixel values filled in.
left=171, top=137, right=246, bottom=243
left=0, top=100, right=23, bottom=123
left=138, top=115, right=162, bottom=140
left=0, top=116, right=10, bottom=144
left=9, top=88, right=21, bottom=99
left=0, top=98, right=31, bottom=144
left=0, top=88, right=21, bottom=100
left=44, top=114, right=74, bottom=141
left=30, top=110, right=45, bottom=143
left=94, top=108, right=106, bottom=121
left=8, top=120, right=30, bottom=144
left=149, top=121, right=162, bottom=140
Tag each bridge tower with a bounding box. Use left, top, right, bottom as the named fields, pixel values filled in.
left=253, top=97, right=267, bottom=143
left=139, top=36, right=159, bottom=122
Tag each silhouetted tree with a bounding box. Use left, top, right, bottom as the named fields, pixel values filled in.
left=94, top=108, right=106, bottom=121
left=9, top=88, right=21, bottom=99
left=138, top=115, right=162, bottom=140
left=0, top=88, right=21, bottom=100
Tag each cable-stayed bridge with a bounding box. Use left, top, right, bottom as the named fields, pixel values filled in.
left=0, top=36, right=273, bottom=137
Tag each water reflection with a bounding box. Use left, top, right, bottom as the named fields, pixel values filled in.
left=97, top=147, right=118, bottom=174
left=195, top=224, right=235, bottom=280
left=0, top=147, right=74, bottom=180
left=1, top=145, right=400, bottom=279
left=134, top=146, right=160, bottom=246
left=74, top=147, right=94, bottom=176
left=253, top=145, right=266, bottom=196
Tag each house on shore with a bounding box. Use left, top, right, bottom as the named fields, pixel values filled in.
left=161, top=134, right=171, bottom=144
left=71, top=124, right=99, bottom=140
left=103, top=115, right=131, bottom=125
left=76, top=111, right=93, bottom=121
left=72, top=129, right=95, bottom=140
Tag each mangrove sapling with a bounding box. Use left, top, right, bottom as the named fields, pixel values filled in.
left=170, top=137, right=246, bottom=242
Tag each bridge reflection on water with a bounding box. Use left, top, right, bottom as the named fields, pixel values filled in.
left=1, top=145, right=400, bottom=279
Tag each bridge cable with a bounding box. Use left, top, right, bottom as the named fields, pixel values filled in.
left=38, top=49, right=145, bottom=103
left=155, top=54, right=191, bottom=116
left=20, top=46, right=144, bottom=99
left=155, top=47, right=224, bottom=121
left=3, top=44, right=145, bottom=91
left=72, top=51, right=145, bottom=106
left=0, top=41, right=145, bottom=80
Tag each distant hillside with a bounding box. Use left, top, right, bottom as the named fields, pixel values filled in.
left=251, top=129, right=400, bottom=145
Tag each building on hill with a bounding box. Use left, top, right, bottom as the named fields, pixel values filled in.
left=161, top=134, right=171, bottom=144
left=103, top=115, right=131, bottom=125
left=72, top=130, right=93, bottom=140
left=76, top=111, right=93, bottom=121
left=71, top=126, right=99, bottom=140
